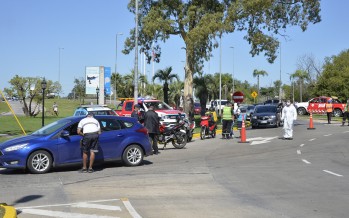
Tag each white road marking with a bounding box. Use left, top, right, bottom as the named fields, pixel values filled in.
left=17, top=199, right=120, bottom=209
left=323, top=170, right=343, bottom=177
left=302, top=159, right=311, bottom=164
left=299, top=144, right=304, bottom=147
left=297, top=150, right=301, bottom=155
left=250, top=136, right=278, bottom=145
left=324, top=134, right=332, bottom=137
left=343, top=130, right=349, bottom=133
left=72, top=202, right=121, bottom=211
left=122, top=198, right=142, bottom=218
left=309, top=138, right=316, bottom=141
left=20, top=209, right=117, bottom=218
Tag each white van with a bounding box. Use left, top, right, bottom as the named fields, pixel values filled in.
left=206, top=99, right=228, bottom=111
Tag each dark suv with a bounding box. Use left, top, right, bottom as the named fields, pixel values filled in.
left=264, top=99, right=280, bottom=105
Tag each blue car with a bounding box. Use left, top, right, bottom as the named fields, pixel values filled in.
left=0, top=116, right=152, bottom=174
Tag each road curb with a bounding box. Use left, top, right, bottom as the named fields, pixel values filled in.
left=0, top=204, right=17, bottom=218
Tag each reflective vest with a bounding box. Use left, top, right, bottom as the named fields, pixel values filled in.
left=345, top=103, right=349, bottom=112
left=222, top=107, right=232, bottom=120
left=326, top=103, right=333, bottom=113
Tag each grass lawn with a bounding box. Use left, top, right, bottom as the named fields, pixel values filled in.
left=0, top=99, right=83, bottom=142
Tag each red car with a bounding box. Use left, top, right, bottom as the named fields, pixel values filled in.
left=194, top=102, right=201, bottom=115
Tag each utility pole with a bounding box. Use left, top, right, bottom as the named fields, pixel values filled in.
left=134, top=0, right=139, bottom=104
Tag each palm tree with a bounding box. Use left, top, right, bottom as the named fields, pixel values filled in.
left=153, top=67, right=179, bottom=104
left=193, top=74, right=214, bottom=115
left=253, top=69, right=268, bottom=101
left=290, top=69, right=309, bottom=102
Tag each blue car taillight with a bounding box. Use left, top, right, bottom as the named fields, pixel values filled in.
left=136, top=127, right=148, bottom=135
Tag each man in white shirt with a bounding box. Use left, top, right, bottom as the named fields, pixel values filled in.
left=77, top=112, right=101, bottom=173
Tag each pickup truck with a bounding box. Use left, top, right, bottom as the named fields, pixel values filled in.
left=115, top=98, right=186, bottom=123
left=296, top=96, right=345, bottom=117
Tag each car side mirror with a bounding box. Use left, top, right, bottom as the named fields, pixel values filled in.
left=61, top=130, right=70, bottom=137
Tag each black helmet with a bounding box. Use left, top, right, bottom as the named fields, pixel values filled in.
left=209, top=107, right=215, bottom=112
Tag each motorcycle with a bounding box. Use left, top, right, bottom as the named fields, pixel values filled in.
left=158, top=117, right=187, bottom=149
left=200, top=114, right=217, bottom=140
left=183, top=116, right=195, bottom=142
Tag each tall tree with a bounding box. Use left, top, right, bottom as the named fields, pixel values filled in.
left=123, top=0, right=321, bottom=116
left=9, top=75, right=54, bottom=116
left=253, top=69, right=268, bottom=102
left=153, top=67, right=179, bottom=104
left=193, top=74, right=214, bottom=115
left=290, top=70, right=309, bottom=102
left=72, top=77, right=86, bottom=102
left=314, top=49, right=349, bottom=99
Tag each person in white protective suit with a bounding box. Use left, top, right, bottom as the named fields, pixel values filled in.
left=281, top=100, right=297, bottom=140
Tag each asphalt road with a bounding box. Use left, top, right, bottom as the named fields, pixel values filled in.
left=1, top=119, right=349, bottom=218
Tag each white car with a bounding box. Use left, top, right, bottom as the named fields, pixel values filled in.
left=295, top=101, right=309, bottom=115
left=206, top=99, right=228, bottom=111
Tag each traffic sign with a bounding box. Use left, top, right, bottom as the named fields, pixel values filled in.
left=251, top=91, right=258, bottom=98
left=232, top=91, right=244, bottom=103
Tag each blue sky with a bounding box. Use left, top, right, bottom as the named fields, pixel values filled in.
left=1, top=1, right=348, bottom=96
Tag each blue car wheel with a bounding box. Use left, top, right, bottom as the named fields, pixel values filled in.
left=27, top=150, right=52, bottom=174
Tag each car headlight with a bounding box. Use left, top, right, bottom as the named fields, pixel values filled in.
left=269, top=115, right=276, bottom=118
left=4, top=143, right=28, bottom=152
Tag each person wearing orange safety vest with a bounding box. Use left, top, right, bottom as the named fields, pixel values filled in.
left=342, top=99, right=349, bottom=126
left=325, top=99, right=333, bottom=124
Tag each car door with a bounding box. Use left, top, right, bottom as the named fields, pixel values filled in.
left=56, top=122, right=83, bottom=165
left=97, top=118, right=129, bottom=160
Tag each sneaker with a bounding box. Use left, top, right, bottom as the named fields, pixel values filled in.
left=80, top=168, right=87, bottom=173
left=88, top=168, right=94, bottom=173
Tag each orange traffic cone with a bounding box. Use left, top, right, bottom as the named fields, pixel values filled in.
left=238, top=115, right=249, bottom=143
left=307, top=112, right=316, bottom=130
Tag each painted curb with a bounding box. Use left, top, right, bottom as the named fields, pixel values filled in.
left=0, top=204, right=17, bottom=218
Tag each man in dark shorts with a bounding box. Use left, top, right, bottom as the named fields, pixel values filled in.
left=77, top=112, right=101, bottom=173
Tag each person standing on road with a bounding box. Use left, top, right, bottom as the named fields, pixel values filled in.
left=342, top=99, right=349, bottom=126
left=325, top=99, right=333, bottom=124
left=281, top=100, right=297, bottom=140
left=222, top=102, right=234, bottom=139
left=131, top=104, right=143, bottom=123
left=144, top=105, right=160, bottom=154
left=52, top=102, right=58, bottom=116
left=77, top=112, right=101, bottom=173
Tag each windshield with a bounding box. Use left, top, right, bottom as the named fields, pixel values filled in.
left=32, top=119, right=72, bottom=136
left=255, top=106, right=277, bottom=113
left=144, top=101, right=172, bottom=110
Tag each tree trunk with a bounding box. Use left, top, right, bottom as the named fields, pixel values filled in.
left=183, top=52, right=194, bottom=120
left=163, top=83, right=169, bottom=104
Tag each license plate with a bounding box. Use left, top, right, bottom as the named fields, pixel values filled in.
left=260, top=120, right=267, bottom=124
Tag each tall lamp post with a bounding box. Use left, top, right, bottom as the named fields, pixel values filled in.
left=58, top=47, right=64, bottom=98
left=41, top=78, right=47, bottom=127
left=114, top=33, right=123, bottom=106
left=229, top=46, right=235, bottom=94
left=96, top=86, right=100, bottom=105
left=279, top=43, right=282, bottom=101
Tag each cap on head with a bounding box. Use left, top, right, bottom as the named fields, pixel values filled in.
left=134, top=104, right=140, bottom=109
left=87, top=112, right=94, bottom=117
left=148, top=105, right=155, bottom=110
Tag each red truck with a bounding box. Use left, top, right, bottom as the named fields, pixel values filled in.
left=115, top=98, right=195, bottom=141
left=307, top=96, right=345, bottom=117
left=115, top=98, right=183, bottom=120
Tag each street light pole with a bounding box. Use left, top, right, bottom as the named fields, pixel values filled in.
left=134, top=0, right=139, bottom=105
left=230, top=46, right=235, bottom=94
left=219, top=35, right=222, bottom=116
left=58, top=47, right=64, bottom=98
left=96, top=86, right=100, bottom=105
left=114, top=33, right=123, bottom=106
left=41, top=78, right=47, bottom=127
left=279, top=43, right=282, bottom=101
